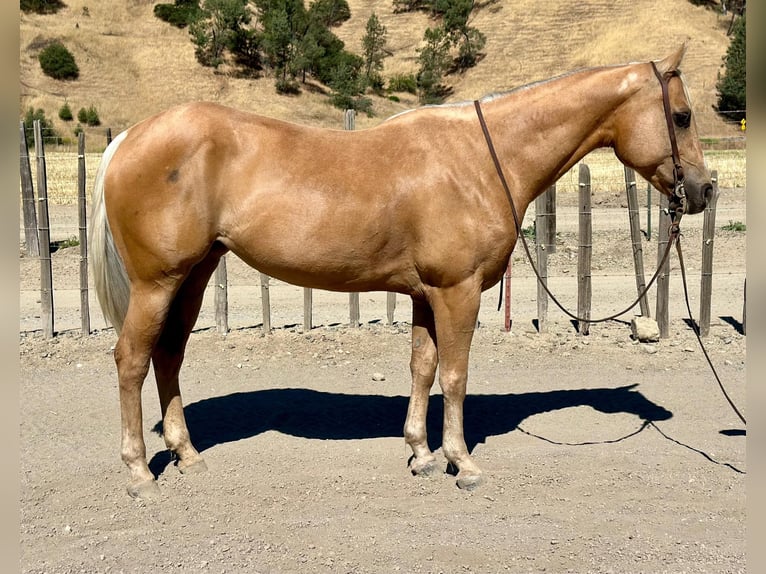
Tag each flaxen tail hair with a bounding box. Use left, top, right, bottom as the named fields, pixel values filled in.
left=88, top=130, right=129, bottom=334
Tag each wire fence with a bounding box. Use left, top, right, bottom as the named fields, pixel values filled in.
left=19, top=121, right=747, bottom=339
left=21, top=146, right=747, bottom=207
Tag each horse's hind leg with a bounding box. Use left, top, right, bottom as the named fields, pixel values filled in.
left=404, top=298, right=440, bottom=477
left=152, top=247, right=225, bottom=476
left=114, top=285, right=176, bottom=499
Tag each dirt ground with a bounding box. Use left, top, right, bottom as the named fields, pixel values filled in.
left=19, top=188, right=746, bottom=573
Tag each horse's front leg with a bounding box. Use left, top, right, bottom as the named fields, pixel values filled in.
left=404, top=298, right=440, bottom=477
left=429, top=280, right=484, bottom=490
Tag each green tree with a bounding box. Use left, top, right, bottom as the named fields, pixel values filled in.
left=22, top=108, right=58, bottom=148
left=329, top=56, right=372, bottom=115
left=716, top=14, right=746, bottom=122
left=361, top=12, right=389, bottom=91
left=416, top=26, right=451, bottom=103
left=38, top=41, right=79, bottom=80
left=395, top=0, right=484, bottom=71
left=309, top=0, right=351, bottom=27
left=293, top=22, right=326, bottom=83
left=190, top=0, right=252, bottom=68
left=257, top=0, right=309, bottom=87
left=153, top=0, right=202, bottom=28
left=85, top=105, right=101, bottom=126
left=435, top=0, right=485, bottom=69
left=58, top=102, right=73, bottom=121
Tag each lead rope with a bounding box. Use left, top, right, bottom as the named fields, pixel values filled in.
left=675, top=236, right=747, bottom=425
left=473, top=99, right=676, bottom=324
left=474, top=89, right=746, bottom=426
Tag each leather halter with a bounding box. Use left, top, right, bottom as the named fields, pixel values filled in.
left=474, top=60, right=688, bottom=232
left=650, top=61, right=687, bottom=225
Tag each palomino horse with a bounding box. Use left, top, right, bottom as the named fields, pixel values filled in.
left=89, top=44, right=712, bottom=498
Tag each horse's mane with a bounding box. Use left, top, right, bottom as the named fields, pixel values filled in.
left=384, top=60, right=689, bottom=123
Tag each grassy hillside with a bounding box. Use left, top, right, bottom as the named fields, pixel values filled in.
left=20, top=0, right=738, bottom=150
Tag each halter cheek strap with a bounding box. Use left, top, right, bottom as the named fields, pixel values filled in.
left=650, top=61, right=686, bottom=224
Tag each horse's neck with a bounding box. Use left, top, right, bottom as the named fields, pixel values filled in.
left=482, top=64, right=641, bottom=209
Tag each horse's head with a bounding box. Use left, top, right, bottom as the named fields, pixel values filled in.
left=612, top=44, right=713, bottom=215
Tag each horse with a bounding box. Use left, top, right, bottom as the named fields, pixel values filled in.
left=89, top=44, right=713, bottom=499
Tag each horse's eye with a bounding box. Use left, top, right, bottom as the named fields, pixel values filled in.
left=673, top=111, right=691, bottom=129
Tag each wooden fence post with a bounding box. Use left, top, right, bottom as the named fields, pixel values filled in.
left=215, top=255, right=229, bottom=334
left=655, top=195, right=671, bottom=338
left=304, top=288, right=313, bottom=332
left=624, top=166, right=650, bottom=317
left=699, top=170, right=719, bottom=337
left=77, top=132, right=91, bottom=335
left=260, top=273, right=271, bottom=334
left=504, top=258, right=513, bottom=332
left=349, top=292, right=360, bottom=328
left=34, top=120, right=55, bottom=338
left=577, top=163, right=592, bottom=335
left=20, top=121, right=40, bottom=257
left=535, top=192, right=549, bottom=332
left=646, top=181, right=652, bottom=241
left=344, top=109, right=360, bottom=328
left=544, top=184, right=556, bottom=253
left=386, top=292, right=396, bottom=325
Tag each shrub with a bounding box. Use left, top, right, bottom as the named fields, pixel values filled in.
left=77, top=105, right=101, bottom=126
left=38, top=41, right=79, bottom=80
left=21, top=0, right=65, bottom=14
left=275, top=77, right=301, bottom=95
left=58, top=102, right=73, bottom=121
left=85, top=106, right=101, bottom=126
left=722, top=220, right=746, bottom=232
left=388, top=73, right=417, bottom=94
left=154, top=0, right=203, bottom=29
left=22, top=107, right=59, bottom=148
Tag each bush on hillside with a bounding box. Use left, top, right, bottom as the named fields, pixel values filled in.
left=388, top=73, right=417, bottom=94
left=21, top=0, right=65, bottom=14
left=22, top=108, right=59, bottom=148
left=77, top=105, right=101, bottom=126
left=38, top=41, right=79, bottom=81
left=154, top=0, right=203, bottom=29
left=58, top=102, right=73, bottom=121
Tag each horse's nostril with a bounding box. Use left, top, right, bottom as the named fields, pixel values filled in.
left=703, top=183, right=714, bottom=203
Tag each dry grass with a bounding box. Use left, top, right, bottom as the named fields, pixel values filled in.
left=20, top=0, right=742, bottom=151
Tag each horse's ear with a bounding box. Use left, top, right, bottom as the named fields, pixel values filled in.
left=654, top=43, right=687, bottom=76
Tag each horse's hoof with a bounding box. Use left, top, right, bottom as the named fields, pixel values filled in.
left=409, top=457, right=441, bottom=478
left=127, top=479, right=161, bottom=500
left=456, top=471, right=485, bottom=491
left=179, top=458, right=208, bottom=475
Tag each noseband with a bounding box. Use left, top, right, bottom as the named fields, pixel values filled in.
left=650, top=61, right=686, bottom=225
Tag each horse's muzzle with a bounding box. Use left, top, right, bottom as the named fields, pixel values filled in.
left=684, top=181, right=714, bottom=215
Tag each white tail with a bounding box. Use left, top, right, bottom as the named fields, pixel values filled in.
left=88, top=131, right=130, bottom=334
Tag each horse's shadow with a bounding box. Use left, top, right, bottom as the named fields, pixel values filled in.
left=149, top=383, right=672, bottom=476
